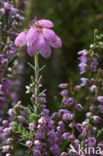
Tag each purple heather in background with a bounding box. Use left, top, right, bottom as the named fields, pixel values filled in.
left=0, top=0, right=24, bottom=150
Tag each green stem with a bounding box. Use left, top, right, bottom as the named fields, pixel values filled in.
left=35, top=52, right=39, bottom=106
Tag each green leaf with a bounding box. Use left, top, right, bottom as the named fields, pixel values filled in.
left=31, top=97, right=35, bottom=106
left=39, top=89, right=47, bottom=97
left=31, top=76, right=36, bottom=84
left=8, top=54, right=17, bottom=67
left=38, top=75, right=42, bottom=84
left=39, top=65, right=46, bottom=72
left=28, top=62, right=35, bottom=71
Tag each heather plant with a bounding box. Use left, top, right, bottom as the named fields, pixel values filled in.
left=0, top=0, right=24, bottom=111
left=0, top=16, right=103, bottom=156
left=30, top=0, right=103, bottom=108
left=0, top=0, right=24, bottom=149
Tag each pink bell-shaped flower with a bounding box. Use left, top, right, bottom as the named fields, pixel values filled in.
left=15, top=19, right=62, bottom=58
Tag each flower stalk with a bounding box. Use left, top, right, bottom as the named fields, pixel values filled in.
left=34, top=52, right=39, bottom=106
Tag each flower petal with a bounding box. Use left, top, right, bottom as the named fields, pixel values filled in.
left=26, top=27, right=38, bottom=44
left=27, top=42, right=37, bottom=56
left=40, top=45, right=51, bottom=58
left=48, top=36, right=62, bottom=48
left=15, top=31, right=27, bottom=47
left=42, top=28, right=56, bottom=41
left=37, top=33, right=51, bottom=58
left=35, top=19, right=54, bottom=28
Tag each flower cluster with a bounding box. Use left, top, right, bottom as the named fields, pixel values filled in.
left=78, top=49, right=98, bottom=75
left=15, top=19, right=62, bottom=58
left=0, top=0, right=24, bottom=150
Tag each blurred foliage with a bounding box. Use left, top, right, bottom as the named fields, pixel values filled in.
left=23, top=0, right=35, bottom=28
left=21, top=0, right=103, bottom=112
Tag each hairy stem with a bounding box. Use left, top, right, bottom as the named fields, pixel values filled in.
left=35, top=52, right=39, bottom=106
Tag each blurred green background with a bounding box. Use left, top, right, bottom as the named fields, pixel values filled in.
left=20, top=0, right=103, bottom=112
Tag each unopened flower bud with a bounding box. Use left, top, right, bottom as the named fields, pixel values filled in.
left=60, top=89, right=68, bottom=96
left=58, top=83, right=68, bottom=89
left=74, top=85, right=81, bottom=91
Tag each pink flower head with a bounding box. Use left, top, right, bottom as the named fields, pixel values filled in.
left=15, top=19, right=62, bottom=58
